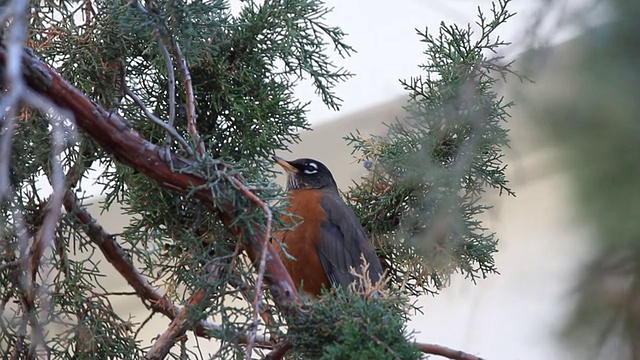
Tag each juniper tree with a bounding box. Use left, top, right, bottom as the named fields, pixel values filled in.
left=0, top=0, right=520, bottom=359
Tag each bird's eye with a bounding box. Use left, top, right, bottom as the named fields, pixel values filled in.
left=303, top=162, right=318, bottom=175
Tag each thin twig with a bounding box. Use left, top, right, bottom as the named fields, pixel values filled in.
left=83, top=0, right=96, bottom=23
left=228, top=239, right=280, bottom=336
left=53, top=234, right=68, bottom=278
left=98, top=291, right=139, bottom=297
left=145, top=262, right=226, bottom=359
left=0, top=105, right=17, bottom=202
left=131, top=0, right=201, bottom=157
left=62, top=189, right=273, bottom=347
left=134, top=311, right=157, bottom=340
left=157, top=40, right=177, bottom=149
left=370, top=334, right=401, bottom=360
left=170, top=40, right=205, bottom=157
left=229, top=177, right=273, bottom=360
left=124, top=87, right=193, bottom=157
left=11, top=195, right=49, bottom=357
left=415, top=342, right=484, bottom=360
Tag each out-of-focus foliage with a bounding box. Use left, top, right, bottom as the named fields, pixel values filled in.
left=346, top=0, right=521, bottom=296
left=532, top=0, right=640, bottom=358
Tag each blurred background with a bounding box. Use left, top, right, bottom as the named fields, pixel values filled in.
left=86, top=0, right=639, bottom=358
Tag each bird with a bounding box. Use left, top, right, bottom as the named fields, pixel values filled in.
left=272, top=155, right=383, bottom=298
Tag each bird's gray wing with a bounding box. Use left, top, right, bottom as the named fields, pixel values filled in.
left=316, top=192, right=383, bottom=289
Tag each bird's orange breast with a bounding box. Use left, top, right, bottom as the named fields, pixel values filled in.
left=273, top=189, right=331, bottom=298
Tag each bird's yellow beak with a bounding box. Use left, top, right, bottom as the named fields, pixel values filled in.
left=272, top=155, right=299, bottom=173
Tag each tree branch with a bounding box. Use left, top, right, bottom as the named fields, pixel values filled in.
left=415, top=342, right=484, bottom=360
left=169, top=40, right=204, bottom=157
left=0, top=46, right=298, bottom=311
left=26, top=94, right=70, bottom=283
left=230, top=177, right=274, bottom=360
left=145, top=262, right=226, bottom=359
left=62, top=189, right=274, bottom=348
left=264, top=341, right=293, bottom=360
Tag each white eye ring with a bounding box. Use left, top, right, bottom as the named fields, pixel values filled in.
left=303, top=162, right=318, bottom=175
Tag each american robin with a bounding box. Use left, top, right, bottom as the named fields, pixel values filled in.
left=272, top=155, right=383, bottom=298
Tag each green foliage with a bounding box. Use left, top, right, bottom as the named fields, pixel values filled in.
left=346, top=0, right=520, bottom=296
left=0, top=0, right=521, bottom=358
left=286, top=288, right=422, bottom=360
left=531, top=0, right=640, bottom=356
left=2, top=0, right=351, bottom=358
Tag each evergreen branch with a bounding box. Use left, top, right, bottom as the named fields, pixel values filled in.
left=228, top=177, right=274, bottom=360
left=124, top=84, right=193, bottom=157
left=61, top=189, right=275, bottom=348
left=157, top=40, right=177, bottom=151
left=115, top=24, right=192, bottom=157
left=415, top=342, right=484, bottom=360
left=24, top=94, right=69, bottom=283
left=129, top=0, right=204, bottom=157
left=0, top=260, right=18, bottom=272
left=0, top=40, right=298, bottom=318
left=146, top=262, right=227, bottom=359
left=264, top=341, right=293, bottom=360
left=17, top=95, right=71, bottom=355
left=370, top=333, right=401, bottom=359
left=10, top=329, right=27, bottom=360
left=169, top=40, right=205, bottom=157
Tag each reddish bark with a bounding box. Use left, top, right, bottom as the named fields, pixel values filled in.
left=0, top=47, right=297, bottom=309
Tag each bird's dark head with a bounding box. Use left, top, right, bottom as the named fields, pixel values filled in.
left=273, top=156, right=338, bottom=191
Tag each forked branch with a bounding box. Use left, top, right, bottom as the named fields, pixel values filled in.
left=0, top=46, right=298, bottom=311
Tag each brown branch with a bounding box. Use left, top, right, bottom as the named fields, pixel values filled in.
left=146, top=261, right=227, bottom=359
left=83, top=0, right=96, bottom=23
left=264, top=341, right=292, bottom=360
left=62, top=189, right=273, bottom=348
left=415, top=342, right=484, bottom=360
left=228, top=177, right=274, bottom=360
left=0, top=46, right=297, bottom=310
